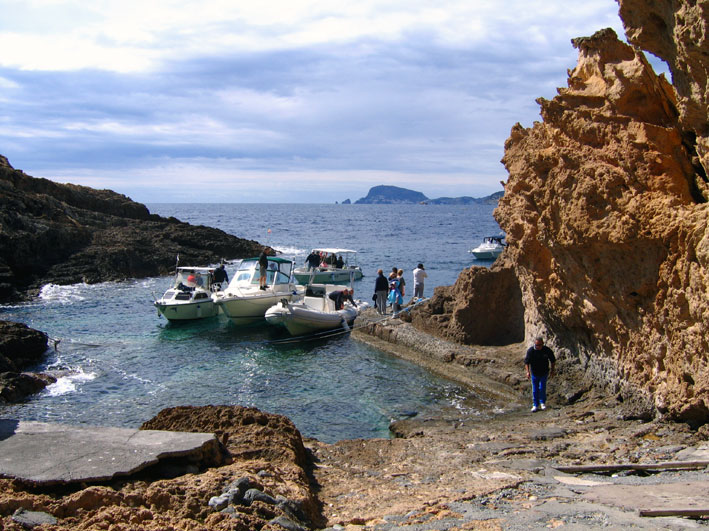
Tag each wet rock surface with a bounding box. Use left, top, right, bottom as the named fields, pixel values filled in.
left=0, top=320, right=54, bottom=403
left=0, top=157, right=266, bottom=303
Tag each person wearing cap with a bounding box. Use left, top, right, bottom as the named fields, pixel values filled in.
left=412, top=263, right=428, bottom=299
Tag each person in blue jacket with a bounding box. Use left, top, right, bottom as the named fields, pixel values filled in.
left=388, top=276, right=403, bottom=316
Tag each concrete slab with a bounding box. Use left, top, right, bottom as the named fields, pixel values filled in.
left=0, top=418, right=218, bottom=485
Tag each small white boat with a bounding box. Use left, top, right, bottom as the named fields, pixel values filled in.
left=154, top=267, right=220, bottom=321
left=293, top=248, right=364, bottom=285
left=212, top=256, right=303, bottom=325
left=265, top=284, right=369, bottom=336
left=469, top=236, right=506, bottom=260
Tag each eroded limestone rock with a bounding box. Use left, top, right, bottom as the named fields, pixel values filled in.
left=496, top=27, right=709, bottom=424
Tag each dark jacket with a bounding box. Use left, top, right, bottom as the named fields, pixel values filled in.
left=214, top=266, right=228, bottom=283
left=375, top=273, right=389, bottom=292
left=524, top=345, right=556, bottom=377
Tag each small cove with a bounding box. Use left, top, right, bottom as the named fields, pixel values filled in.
left=0, top=203, right=502, bottom=443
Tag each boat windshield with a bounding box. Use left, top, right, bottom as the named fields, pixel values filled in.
left=173, top=268, right=213, bottom=289
left=235, top=258, right=293, bottom=286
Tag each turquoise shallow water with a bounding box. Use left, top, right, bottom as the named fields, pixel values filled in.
left=0, top=203, right=502, bottom=443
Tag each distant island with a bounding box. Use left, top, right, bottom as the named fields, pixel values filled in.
left=345, top=185, right=503, bottom=205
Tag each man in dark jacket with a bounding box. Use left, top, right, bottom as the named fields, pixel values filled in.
left=328, top=288, right=357, bottom=311
left=214, top=264, right=229, bottom=288
left=374, top=269, right=389, bottom=314
left=306, top=251, right=320, bottom=271
left=524, top=337, right=556, bottom=412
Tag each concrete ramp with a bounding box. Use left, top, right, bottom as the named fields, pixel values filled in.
left=0, top=419, right=219, bottom=485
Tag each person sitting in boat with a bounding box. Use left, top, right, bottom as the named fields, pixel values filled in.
left=328, top=288, right=357, bottom=311
left=335, top=255, right=344, bottom=269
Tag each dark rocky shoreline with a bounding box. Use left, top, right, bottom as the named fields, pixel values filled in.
left=0, top=155, right=267, bottom=303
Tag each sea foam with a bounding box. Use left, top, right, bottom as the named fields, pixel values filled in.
left=39, top=283, right=88, bottom=304
left=46, top=369, right=97, bottom=397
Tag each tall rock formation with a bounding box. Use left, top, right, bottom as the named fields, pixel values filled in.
left=496, top=21, right=709, bottom=424
left=411, top=4, right=709, bottom=426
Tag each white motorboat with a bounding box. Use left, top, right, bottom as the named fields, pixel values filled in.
left=154, top=267, right=220, bottom=321
left=469, top=236, right=506, bottom=260
left=293, top=248, right=364, bottom=285
left=212, top=256, right=303, bottom=325
left=265, top=284, right=369, bottom=336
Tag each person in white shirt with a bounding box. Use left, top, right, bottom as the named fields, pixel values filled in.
left=412, top=263, right=428, bottom=299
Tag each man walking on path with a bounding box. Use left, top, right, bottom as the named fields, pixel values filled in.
left=524, top=337, right=556, bottom=412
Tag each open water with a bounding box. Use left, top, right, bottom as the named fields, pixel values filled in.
left=0, top=203, right=502, bottom=443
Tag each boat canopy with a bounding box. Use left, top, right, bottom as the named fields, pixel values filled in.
left=172, top=267, right=216, bottom=289
left=241, top=256, right=295, bottom=264
left=233, top=256, right=295, bottom=286
left=310, top=248, right=357, bottom=254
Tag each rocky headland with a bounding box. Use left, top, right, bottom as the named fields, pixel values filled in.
left=350, top=185, right=503, bottom=205
left=0, top=155, right=267, bottom=303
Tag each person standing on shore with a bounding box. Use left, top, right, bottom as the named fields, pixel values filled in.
left=524, top=337, right=556, bottom=412
left=388, top=275, right=403, bottom=316
left=412, top=263, right=427, bottom=299
left=374, top=269, right=389, bottom=314
left=397, top=269, right=405, bottom=298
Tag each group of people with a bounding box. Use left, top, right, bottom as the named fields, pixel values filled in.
left=305, top=250, right=344, bottom=271
left=373, top=263, right=428, bottom=316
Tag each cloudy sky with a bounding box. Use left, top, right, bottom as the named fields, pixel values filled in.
left=1, top=1, right=633, bottom=203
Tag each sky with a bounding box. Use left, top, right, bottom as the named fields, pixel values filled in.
left=0, top=1, right=640, bottom=203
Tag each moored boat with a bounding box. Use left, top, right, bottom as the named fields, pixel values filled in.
left=293, top=248, right=364, bottom=285
left=469, top=235, right=506, bottom=260
left=154, top=267, right=220, bottom=321
left=212, top=256, right=303, bottom=325
left=265, top=284, right=369, bottom=336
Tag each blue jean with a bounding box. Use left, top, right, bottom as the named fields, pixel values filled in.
left=530, top=373, right=548, bottom=406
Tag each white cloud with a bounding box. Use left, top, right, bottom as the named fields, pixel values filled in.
left=0, top=0, right=629, bottom=201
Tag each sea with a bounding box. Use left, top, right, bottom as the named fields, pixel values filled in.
left=0, top=203, right=503, bottom=443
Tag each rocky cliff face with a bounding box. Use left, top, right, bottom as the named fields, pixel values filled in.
left=0, top=158, right=266, bottom=302
left=497, top=25, right=709, bottom=424
left=412, top=5, right=709, bottom=426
